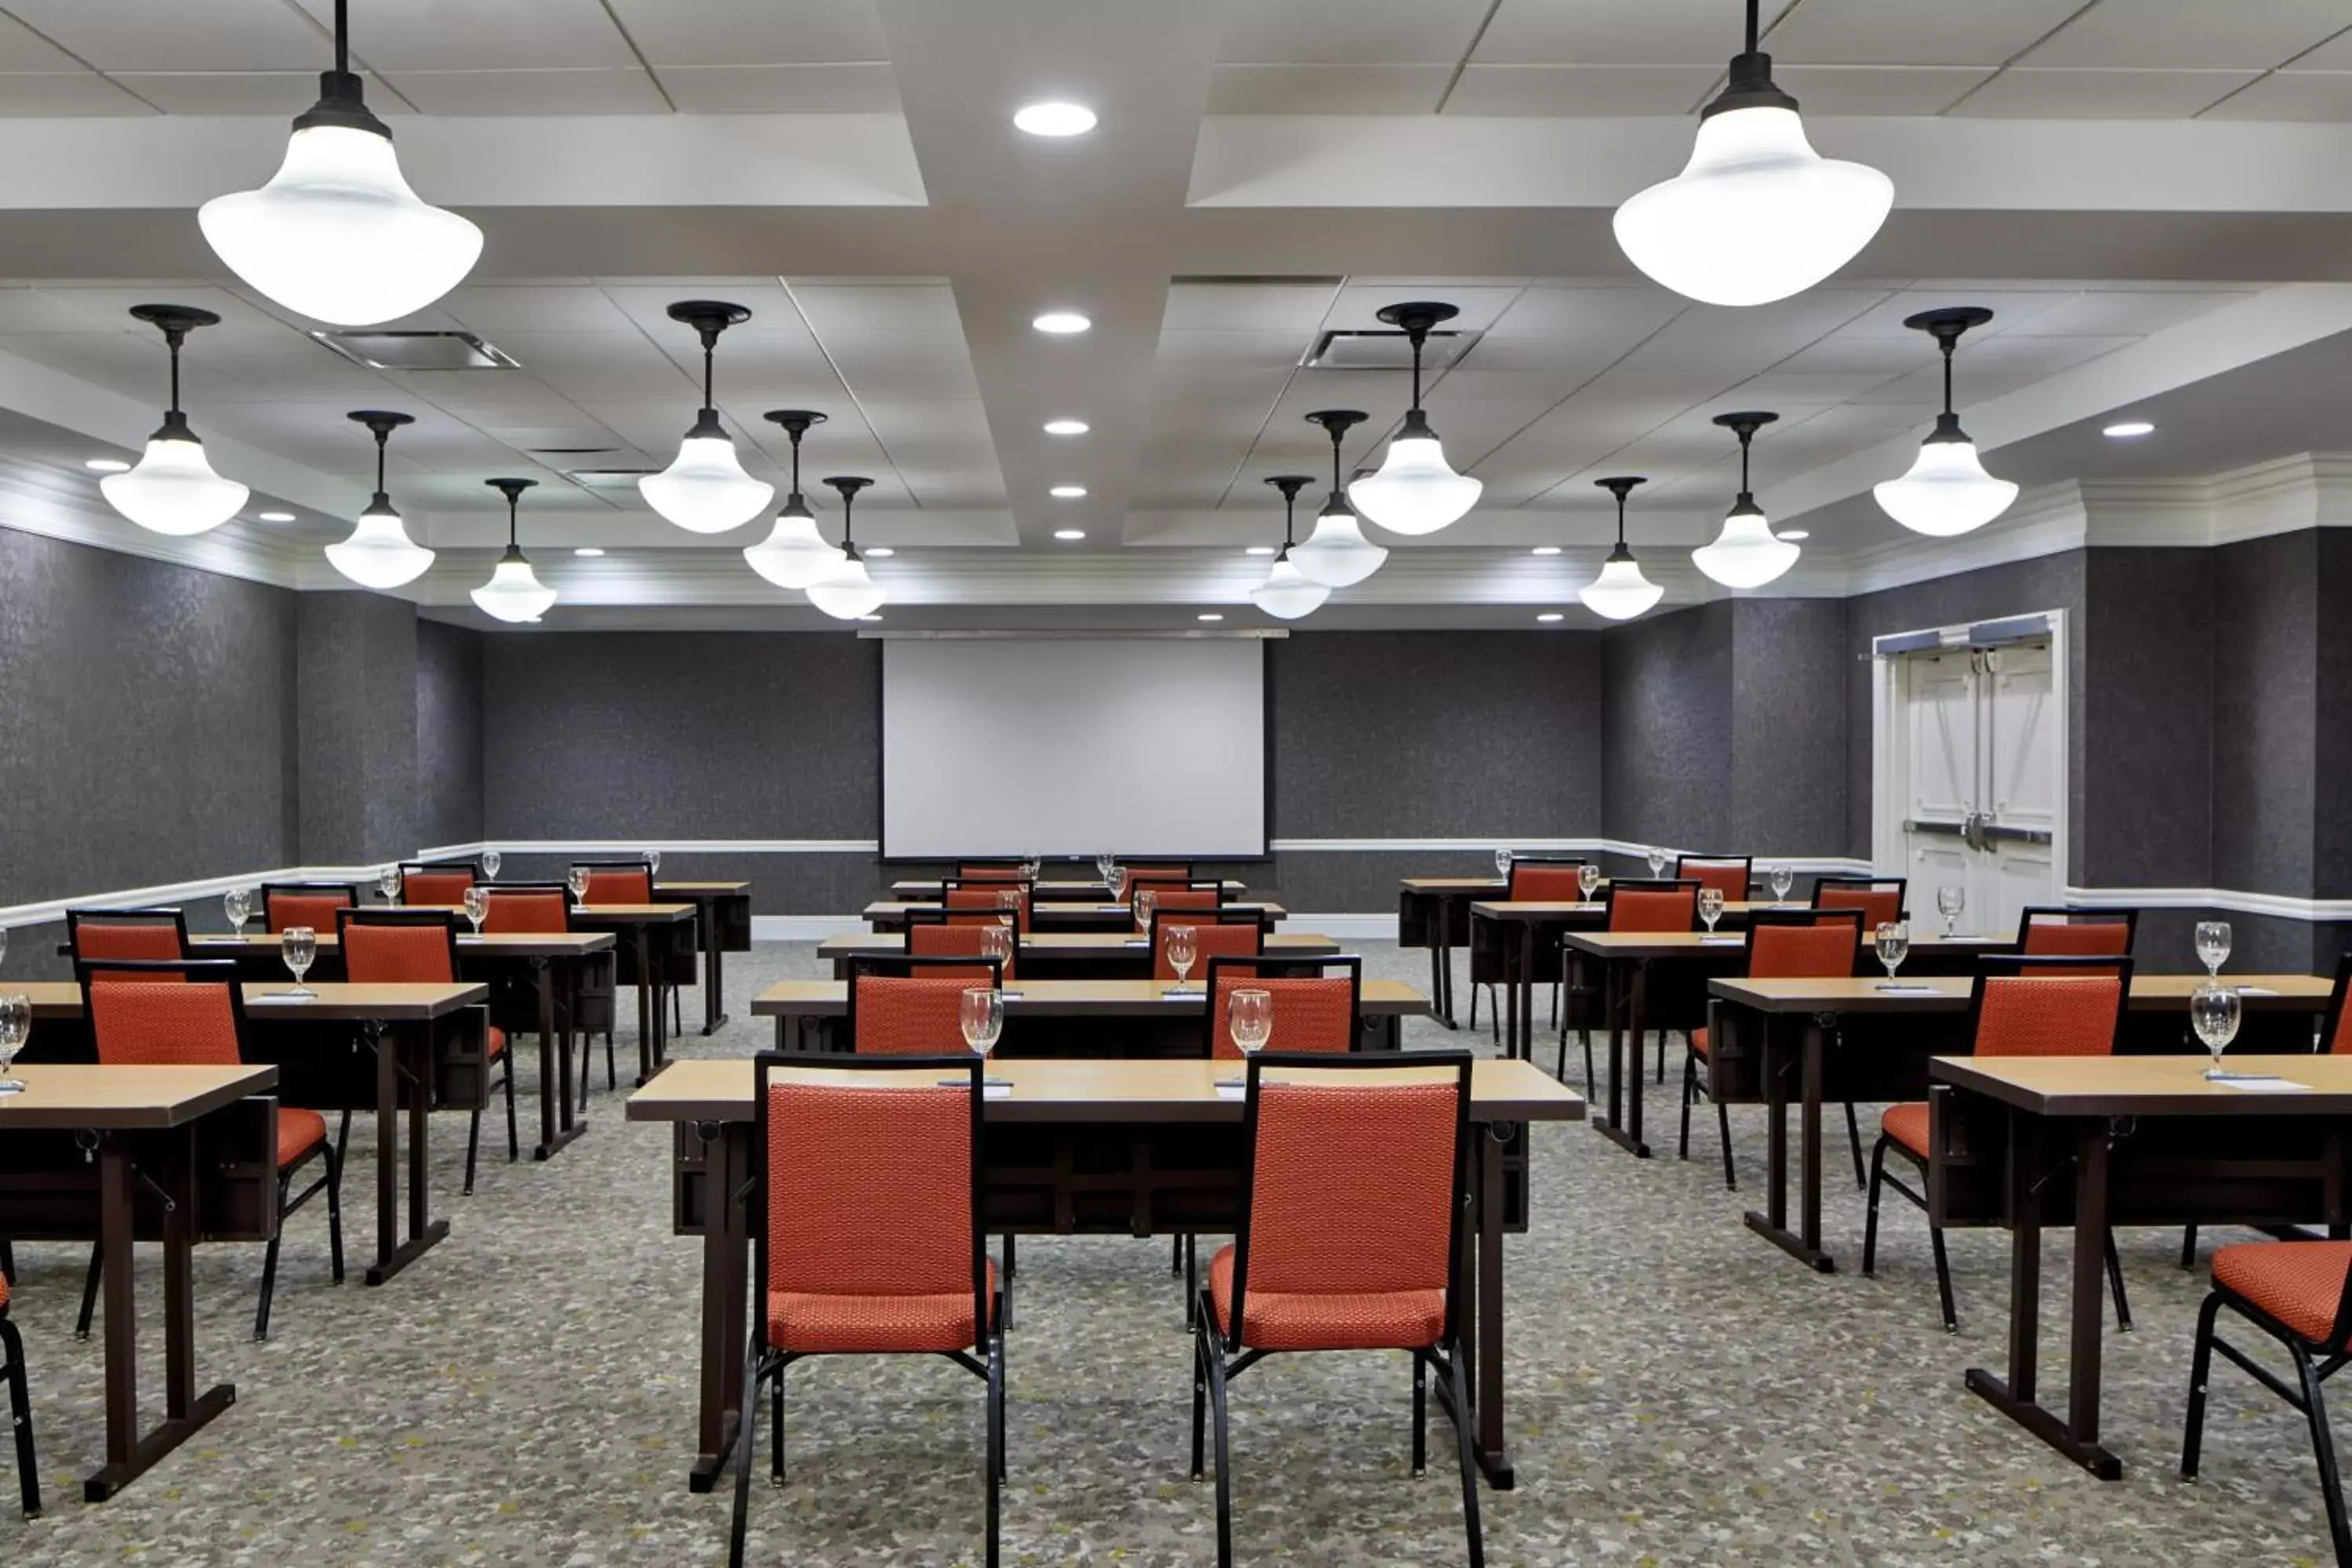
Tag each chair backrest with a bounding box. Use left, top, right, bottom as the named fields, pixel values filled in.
left=1606, top=878, right=1699, bottom=933
left=76, top=958, right=247, bottom=1067
left=1204, top=955, right=1361, bottom=1060
left=66, top=907, right=190, bottom=966
left=262, top=881, right=358, bottom=934
left=754, top=1052, right=985, bottom=1352
left=1813, top=877, right=1905, bottom=931
left=847, top=954, right=1004, bottom=1055
left=1746, top=909, right=1861, bottom=979
left=1120, top=862, right=1192, bottom=884
left=1965, top=954, right=2132, bottom=1058
left=943, top=880, right=1030, bottom=925
left=2015, top=907, right=2137, bottom=964
left=1506, top=858, right=1589, bottom=902
left=398, top=863, right=477, bottom=906
left=482, top=884, right=572, bottom=935
left=956, top=862, right=1029, bottom=883
left=2326, top=951, right=2352, bottom=1055
left=1677, top=855, right=1753, bottom=903
left=1145, top=883, right=1225, bottom=912
left=336, top=908, right=460, bottom=984
left=1152, top=909, right=1263, bottom=980
left=1221, top=1051, right=1472, bottom=1353
left=905, top=912, right=1016, bottom=981
left=575, top=861, right=654, bottom=905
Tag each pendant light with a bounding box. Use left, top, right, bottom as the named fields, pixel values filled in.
left=1613, top=0, right=1893, bottom=307
left=805, top=477, right=886, bottom=619
left=639, top=301, right=775, bottom=535
left=471, top=477, right=556, bottom=624
left=743, top=410, right=845, bottom=589
left=325, top=409, right=434, bottom=589
left=1580, top=477, right=1664, bottom=622
left=1692, top=411, right=1799, bottom=589
left=1250, top=477, right=1332, bottom=621
left=1347, top=303, right=1481, bottom=536
left=1873, top=307, right=2019, bottom=538
left=1290, top=410, right=1388, bottom=587
left=197, top=0, right=481, bottom=327
left=100, top=305, right=250, bottom=537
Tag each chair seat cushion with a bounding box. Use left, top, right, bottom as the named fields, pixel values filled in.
left=1207, top=1243, right=1444, bottom=1352
left=2214, top=1241, right=2352, bottom=1345
left=1691, top=1025, right=1709, bottom=1058
left=768, top=1260, right=996, bottom=1355
left=487, top=1025, right=506, bottom=1060
left=0, top=1271, right=9, bottom=1311
left=1880, top=1102, right=1930, bottom=1159
left=276, top=1107, right=329, bottom=1169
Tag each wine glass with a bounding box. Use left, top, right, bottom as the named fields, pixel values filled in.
left=2195, top=920, right=2232, bottom=978
left=1698, top=887, right=1726, bottom=933
left=647, top=848, right=662, bottom=878
left=481, top=848, right=503, bottom=881
left=1095, top=852, right=1115, bottom=887
left=1936, top=884, right=1966, bottom=938
left=1494, top=847, right=1512, bottom=879
left=1768, top=864, right=1793, bottom=904
left=1646, top=847, right=1668, bottom=877
left=1167, top=925, right=1198, bottom=990
left=979, top=920, right=1013, bottom=971
left=224, top=886, right=252, bottom=935
left=281, top=925, right=318, bottom=998
left=1134, top=889, right=1157, bottom=936
left=997, top=887, right=1024, bottom=916
left=462, top=885, right=488, bottom=936
left=1874, top=920, right=1911, bottom=982
left=0, top=993, right=27, bottom=1096
left=1578, top=862, right=1602, bottom=902
left=1229, top=988, right=1273, bottom=1058
left=960, top=985, right=1004, bottom=1062
left=2192, top=980, right=2243, bottom=1078
left=567, top=866, right=591, bottom=909
left=1109, top=866, right=1129, bottom=903
left=377, top=865, right=401, bottom=906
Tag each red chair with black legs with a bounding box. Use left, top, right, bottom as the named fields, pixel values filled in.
left=1676, top=855, right=1753, bottom=906
left=1598, top=877, right=1699, bottom=1087
left=66, top=907, right=190, bottom=965
left=907, top=911, right=1018, bottom=982
left=846, top=954, right=1006, bottom=1054
left=945, top=880, right=1031, bottom=931
left=338, top=908, right=514, bottom=1196
left=2015, top=906, right=2137, bottom=961
left=398, top=862, right=477, bottom=907
left=729, top=1052, right=1004, bottom=1568
left=1152, top=909, right=1263, bottom=982
left=0, top=1273, right=37, bottom=1518
left=1497, top=858, right=1592, bottom=1040
left=1680, top=910, right=1861, bottom=1190
left=484, top=882, right=612, bottom=1101
left=260, top=881, right=358, bottom=934
left=1813, top=877, right=1905, bottom=933
left=1864, top=954, right=2135, bottom=1334
left=1192, top=1050, right=1481, bottom=1568
left=72, top=958, right=343, bottom=1342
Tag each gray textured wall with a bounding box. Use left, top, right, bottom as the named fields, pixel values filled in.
left=2209, top=533, right=2318, bottom=900
left=2312, top=531, right=2352, bottom=903
left=1730, top=597, right=1849, bottom=855
left=416, top=618, right=484, bottom=851
left=1602, top=601, right=1735, bottom=851
left=296, top=591, right=418, bottom=866
left=2082, top=549, right=2213, bottom=890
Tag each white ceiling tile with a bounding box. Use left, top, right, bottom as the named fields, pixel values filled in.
left=1217, top=0, right=1496, bottom=64
left=383, top=67, right=670, bottom=116
left=0, top=12, right=84, bottom=69
left=1828, top=289, right=2080, bottom=339
left=1762, top=0, right=2089, bottom=67
left=2023, top=1, right=2351, bottom=70
left=0, top=71, right=152, bottom=114
left=1474, top=0, right=1769, bottom=67
left=1155, top=329, right=1314, bottom=369
left=599, top=285, right=802, bottom=335
left=1726, top=368, right=1908, bottom=404
left=603, top=0, right=887, bottom=67
left=1769, top=64, right=1992, bottom=115
left=103, top=71, right=382, bottom=115
left=788, top=284, right=965, bottom=336
left=657, top=63, right=898, bottom=113
left=1950, top=66, right=2259, bottom=117
left=287, top=0, right=635, bottom=71
left=1, top=0, right=329, bottom=71
left=2198, top=69, right=2352, bottom=120
left=2296, top=29, right=2352, bottom=68
left=1442, top=64, right=1718, bottom=114
left=439, top=285, right=637, bottom=334
left=1164, top=283, right=1338, bottom=334
left=1326, top=284, right=1527, bottom=332
left=1857, top=335, right=2136, bottom=401
left=1999, top=289, right=2252, bottom=336
left=1207, top=63, right=1452, bottom=114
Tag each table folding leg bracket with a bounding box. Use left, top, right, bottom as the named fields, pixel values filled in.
left=701, top=909, right=729, bottom=1036
left=366, top=1020, right=448, bottom=1286
left=532, top=956, right=585, bottom=1162
left=1433, top=1121, right=1518, bottom=1490
left=1744, top=1014, right=1837, bottom=1272
left=688, top=1120, right=751, bottom=1494
left=1595, top=959, right=1651, bottom=1159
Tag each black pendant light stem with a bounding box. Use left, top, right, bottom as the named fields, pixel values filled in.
left=486, top=477, right=535, bottom=554
left=824, top=477, right=873, bottom=558
left=1745, top=0, right=1761, bottom=53
left=1374, top=303, right=1460, bottom=431
left=1265, top=475, right=1314, bottom=553
left=1710, top=412, right=1778, bottom=510
left=335, top=0, right=350, bottom=74
left=347, top=410, right=414, bottom=506
left=668, top=301, right=752, bottom=427
left=167, top=329, right=183, bottom=413
left=761, top=411, right=828, bottom=509
left=1305, top=409, right=1367, bottom=512
left=296, top=0, right=385, bottom=134
left=129, top=304, right=220, bottom=435
left=1901, top=307, right=1994, bottom=442
left=1708, top=0, right=1797, bottom=115
left=1596, top=476, right=1648, bottom=555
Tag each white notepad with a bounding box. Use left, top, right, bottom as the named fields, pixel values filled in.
left=1215, top=1082, right=1247, bottom=1101
left=1875, top=983, right=1938, bottom=994
left=2216, top=1077, right=2309, bottom=1094
left=2236, top=986, right=2281, bottom=996
left=249, top=993, right=314, bottom=1004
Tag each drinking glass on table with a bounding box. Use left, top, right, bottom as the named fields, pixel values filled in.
left=997, top=887, right=1024, bottom=916
left=224, top=886, right=252, bottom=935
left=1873, top=920, right=1910, bottom=982
left=1698, top=887, right=1726, bottom=933
left=1494, top=847, right=1512, bottom=878
left=1768, top=864, right=1793, bottom=904
left=1646, top=847, right=1668, bottom=877
left=979, top=920, right=1013, bottom=971
left=1134, top=890, right=1157, bottom=935
left=281, top=925, right=318, bottom=998
left=567, top=866, right=591, bottom=909
left=646, top=848, right=662, bottom=878
left=1578, top=862, right=1602, bottom=902
left=0, top=992, right=27, bottom=1096
left=1095, top=852, right=1115, bottom=887
left=1936, top=884, right=1965, bottom=937
left=1229, top=988, right=1273, bottom=1059
left=462, top=885, right=488, bottom=936
left=960, top=985, right=1004, bottom=1063
left=2192, top=980, right=2243, bottom=1079
left=481, top=848, right=502, bottom=881
left=1108, top=866, right=1128, bottom=903
left=2195, top=920, right=2232, bottom=978
left=1167, top=925, right=1198, bottom=990
left=377, top=864, right=401, bottom=906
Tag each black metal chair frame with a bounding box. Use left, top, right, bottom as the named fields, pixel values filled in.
left=844, top=953, right=1009, bottom=1054
left=572, top=858, right=686, bottom=1036
left=64, top=906, right=192, bottom=957
left=258, top=881, right=360, bottom=933
left=69, top=957, right=343, bottom=1344
left=1191, top=1049, right=1482, bottom=1568
left=730, top=1051, right=1003, bottom=1568
left=1595, top=878, right=1701, bottom=1087
left=1863, top=953, right=2136, bottom=1336
left=0, top=1286, right=35, bottom=1518
left=1472, top=858, right=1591, bottom=1039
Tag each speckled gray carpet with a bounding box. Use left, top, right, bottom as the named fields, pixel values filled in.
left=1, top=942, right=2338, bottom=1565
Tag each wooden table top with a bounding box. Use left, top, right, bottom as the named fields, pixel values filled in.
left=0, top=1062, right=278, bottom=1128
left=1933, top=1054, right=2352, bottom=1117
left=751, top=978, right=1430, bottom=1018
left=187, top=931, right=615, bottom=956
left=627, top=1055, right=1585, bottom=1127
left=1565, top=929, right=2006, bottom=959
left=1711, top=974, right=2334, bottom=1013
left=818, top=931, right=1343, bottom=960
left=1402, top=877, right=1512, bottom=894
left=656, top=881, right=752, bottom=895
left=890, top=879, right=1249, bottom=898
left=21, top=980, right=490, bottom=1022
left=863, top=898, right=1285, bottom=920
left=1475, top=899, right=1862, bottom=922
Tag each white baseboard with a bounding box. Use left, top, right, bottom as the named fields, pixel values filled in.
left=2065, top=885, right=2352, bottom=921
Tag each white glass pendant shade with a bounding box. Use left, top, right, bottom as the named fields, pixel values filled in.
left=1613, top=104, right=1892, bottom=308
left=470, top=546, right=557, bottom=623
left=100, top=420, right=249, bottom=536
left=1250, top=552, right=1330, bottom=620
left=325, top=494, right=434, bottom=589
left=742, top=498, right=844, bottom=590
left=199, top=123, right=481, bottom=327
left=1691, top=498, right=1798, bottom=588
left=1873, top=422, right=2017, bottom=537
left=1289, top=495, right=1388, bottom=587
left=1348, top=414, right=1480, bottom=535
left=1579, top=544, right=1664, bottom=621
left=639, top=414, right=774, bottom=534
left=805, top=553, right=886, bottom=619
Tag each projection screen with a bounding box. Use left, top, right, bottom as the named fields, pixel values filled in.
left=881, top=637, right=1267, bottom=858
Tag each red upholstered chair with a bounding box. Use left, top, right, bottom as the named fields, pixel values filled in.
left=1146, top=884, right=1225, bottom=913
left=1602, top=879, right=1700, bottom=1084
left=1192, top=1051, right=1479, bottom=1568
left=730, top=1054, right=1002, bottom=1568
left=575, top=862, right=653, bottom=905
left=1492, top=859, right=1593, bottom=1042
left=483, top=884, right=572, bottom=934
left=65, top=907, right=190, bottom=966
left=1120, top=862, right=1192, bottom=884
left=847, top=954, right=1004, bottom=1055
left=262, top=882, right=358, bottom=935
left=1864, top=955, right=2134, bottom=1334
left=1813, top=877, right=1906, bottom=933
left=1680, top=910, right=1860, bottom=1189
left=1676, top=855, right=1753, bottom=904
left=945, top=881, right=1031, bottom=931
left=0, top=1272, right=35, bottom=1518
left=907, top=911, right=1018, bottom=982
left=73, top=958, right=342, bottom=1342
left=2016, top=906, right=2137, bottom=964
left=1153, top=911, right=1262, bottom=982
left=956, top=862, right=1029, bottom=883
left=398, top=862, right=477, bottom=906
left=339, top=909, right=514, bottom=1194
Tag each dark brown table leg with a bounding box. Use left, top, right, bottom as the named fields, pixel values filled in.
left=688, top=1120, right=750, bottom=1493
left=633, top=927, right=655, bottom=1086
left=1515, top=924, right=1537, bottom=1062
left=1429, top=897, right=1457, bottom=1029
left=1744, top=1013, right=1833, bottom=1269
left=652, top=927, right=672, bottom=1073
left=1599, top=960, right=1628, bottom=1145
left=1599, top=960, right=1653, bottom=1158
left=1474, top=1120, right=1513, bottom=1487
left=367, top=1021, right=448, bottom=1285
left=701, top=901, right=728, bottom=1036
left=534, top=957, right=583, bottom=1161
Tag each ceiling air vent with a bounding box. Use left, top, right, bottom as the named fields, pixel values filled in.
left=310, top=330, right=521, bottom=371
left=1304, top=328, right=1478, bottom=372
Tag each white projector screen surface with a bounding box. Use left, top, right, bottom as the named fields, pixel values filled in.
left=883, top=638, right=1266, bottom=858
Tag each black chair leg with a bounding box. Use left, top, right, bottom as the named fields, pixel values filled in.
left=1171, top=1232, right=1183, bottom=1276
left=2180, top=1290, right=2221, bottom=1481
left=2180, top=1224, right=2200, bottom=1269
left=1, top=1314, right=38, bottom=1519
left=1443, top=1348, right=1486, bottom=1568
left=1843, top=1102, right=1867, bottom=1189
left=985, top=1329, right=1005, bottom=1568
left=771, top=1359, right=786, bottom=1484
left=1929, top=1222, right=1958, bottom=1334
left=1205, top=1330, right=1235, bottom=1568
left=334, top=1108, right=351, bottom=1169
left=1715, top=1091, right=1737, bottom=1192
left=1189, top=1320, right=1208, bottom=1481
left=1677, top=1052, right=1695, bottom=1161
left=1655, top=1030, right=1666, bottom=1084
left=1861, top=1138, right=1886, bottom=1277
left=1581, top=1032, right=1595, bottom=1098
left=74, top=1242, right=100, bottom=1340
left=604, top=1032, right=617, bottom=1091
left=2296, top=1341, right=2352, bottom=1566
left=1411, top=1350, right=1427, bottom=1475
left=463, top=1107, right=482, bottom=1197
left=728, top=1341, right=763, bottom=1568
left=324, top=1143, right=345, bottom=1283
left=503, top=1057, right=519, bottom=1163
left=2103, top=1231, right=2132, bottom=1331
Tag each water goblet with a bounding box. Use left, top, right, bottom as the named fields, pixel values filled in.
left=960, top=985, right=1005, bottom=1062
left=1167, top=925, right=1198, bottom=990
left=462, top=885, right=488, bottom=936
left=2195, top=920, right=2232, bottom=979
left=567, top=866, right=591, bottom=909
left=2192, top=980, right=2243, bottom=1079
left=1577, top=862, right=1601, bottom=902
left=377, top=864, right=401, bottom=906
left=1229, top=988, right=1273, bottom=1059
left=1135, top=889, right=1157, bottom=935
left=1768, top=864, right=1793, bottom=904
left=224, top=886, right=252, bottom=935
left=1698, top=887, right=1726, bottom=933
left=1936, top=884, right=1965, bottom=937
left=1494, top=847, right=1512, bottom=879
left=1874, top=920, right=1911, bottom=982
left=481, top=848, right=503, bottom=881
left=647, top=848, right=662, bottom=878
left=0, top=993, right=27, bottom=1095
left=1646, top=847, right=1668, bottom=877
left=281, top=925, right=318, bottom=998
left=979, top=920, right=1013, bottom=971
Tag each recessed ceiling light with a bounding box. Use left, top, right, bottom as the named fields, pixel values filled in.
left=1197, top=613, right=1224, bottom=622
left=1044, top=419, right=1089, bottom=436
left=573, top=546, right=606, bottom=557
left=2103, top=419, right=2155, bottom=438
left=1777, top=529, right=1809, bottom=542
left=865, top=545, right=895, bottom=557
left=1050, top=485, right=1087, bottom=499
left=1033, top=312, right=1091, bottom=336
left=1245, top=545, right=1276, bottom=557
left=257, top=510, right=296, bottom=523
left=1537, top=612, right=1564, bottom=623
left=1531, top=545, right=1562, bottom=556
left=1054, top=528, right=1086, bottom=541
left=1014, top=101, right=1096, bottom=138
left=83, top=457, right=129, bottom=473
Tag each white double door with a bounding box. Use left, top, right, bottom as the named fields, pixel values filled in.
left=1893, top=639, right=2061, bottom=942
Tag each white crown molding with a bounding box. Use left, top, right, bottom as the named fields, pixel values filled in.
left=0, top=470, right=307, bottom=589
